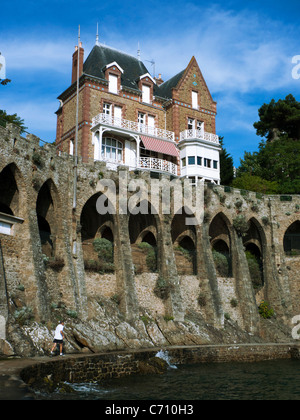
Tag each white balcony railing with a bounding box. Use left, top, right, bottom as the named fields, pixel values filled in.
left=139, top=157, right=177, bottom=175
left=92, top=113, right=175, bottom=142
left=180, top=129, right=219, bottom=144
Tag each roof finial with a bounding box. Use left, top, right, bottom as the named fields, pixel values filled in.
left=96, top=22, right=100, bottom=46
left=137, top=42, right=141, bottom=60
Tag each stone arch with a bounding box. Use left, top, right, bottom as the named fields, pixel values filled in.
left=80, top=193, right=115, bottom=266
left=128, top=201, right=158, bottom=245
left=284, top=220, right=300, bottom=255
left=243, top=217, right=268, bottom=289
left=128, top=200, right=158, bottom=273
left=171, top=207, right=197, bottom=275
left=209, top=212, right=232, bottom=277
left=0, top=163, right=24, bottom=217
left=36, top=179, right=61, bottom=257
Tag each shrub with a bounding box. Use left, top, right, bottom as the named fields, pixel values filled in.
left=198, top=293, right=207, bottom=307
left=93, top=238, right=113, bottom=263
left=32, top=152, right=43, bottom=166
left=14, top=306, right=34, bottom=326
left=212, top=250, right=231, bottom=277
left=245, top=251, right=263, bottom=289
left=233, top=214, right=249, bottom=236
left=138, top=242, right=157, bottom=272
left=258, top=301, right=274, bottom=319
left=154, top=276, right=173, bottom=300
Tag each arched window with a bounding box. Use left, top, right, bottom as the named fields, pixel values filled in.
left=102, top=137, right=123, bottom=162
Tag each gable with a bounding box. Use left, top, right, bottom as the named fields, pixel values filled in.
left=174, top=56, right=216, bottom=111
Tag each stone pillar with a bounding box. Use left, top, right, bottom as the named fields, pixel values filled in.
left=231, top=227, right=260, bottom=334
left=196, top=223, right=224, bottom=327
left=158, top=214, right=184, bottom=321
left=114, top=213, right=139, bottom=321
left=0, top=241, right=8, bottom=321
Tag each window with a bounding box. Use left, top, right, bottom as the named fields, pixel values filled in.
left=197, top=120, right=204, bottom=137
left=204, top=158, right=211, bottom=168
left=188, top=156, right=195, bottom=165
left=101, top=137, right=123, bottom=162
left=138, top=112, right=146, bottom=132
left=108, top=74, right=118, bottom=94
left=188, top=118, right=195, bottom=130
left=114, top=106, right=122, bottom=124
left=103, top=103, right=112, bottom=115
left=213, top=160, right=218, bottom=169
left=148, top=115, right=155, bottom=135
left=181, top=157, right=186, bottom=167
left=197, top=156, right=202, bottom=166
left=192, top=91, right=198, bottom=109
left=142, top=85, right=151, bottom=103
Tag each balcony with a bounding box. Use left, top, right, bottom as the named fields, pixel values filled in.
left=92, top=113, right=175, bottom=142
left=180, top=129, right=219, bottom=145
left=139, top=157, right=177, bottom=175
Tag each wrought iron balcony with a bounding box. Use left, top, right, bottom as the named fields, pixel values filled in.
left=138, top=157, right=177, bottom=175
left=92, top=113, right=175, bottom=142
left=180, top=129, right=219, bottom=145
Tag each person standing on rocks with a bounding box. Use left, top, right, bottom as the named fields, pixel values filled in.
left=50, top=321, right=65, bottom=356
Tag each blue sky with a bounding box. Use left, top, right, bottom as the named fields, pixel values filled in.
left=1, top=0, right=300, bottom=166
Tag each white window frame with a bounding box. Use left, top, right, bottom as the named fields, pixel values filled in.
left=103, top=102, right=112, bottom=115
left=192, top=91, right=198, bottom=109
left=138, top=112, right=146, bottom=133
left=142, top=85, right=151, bottom=104
left=101, top=137, right=123, bottom=162
left=108, top=74, right=118, bottom=94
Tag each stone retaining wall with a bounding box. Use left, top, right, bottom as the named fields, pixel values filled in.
left=20, top=344, right=300, bottom=388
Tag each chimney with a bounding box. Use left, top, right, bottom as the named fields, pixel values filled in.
left=72, top=42, right=84, bottom=84
left=154, top=73, right=164, bottom=86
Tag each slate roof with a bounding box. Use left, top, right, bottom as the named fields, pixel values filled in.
left=83, top=44, right=184, bottom=100
left=158, top=69, right=185, bottom=100
left=58, top=43, right=185, bottom=102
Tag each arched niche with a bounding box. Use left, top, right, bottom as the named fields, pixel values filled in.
left=209, top=213, right=232, bottom=277
left=284, top=221, right=300, bottom=255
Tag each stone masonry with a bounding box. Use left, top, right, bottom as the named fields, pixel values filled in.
left=0, top=123, right=300, bottom=356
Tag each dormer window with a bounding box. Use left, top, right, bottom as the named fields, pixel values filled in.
left=142, top=84, right=151, bottom=104
left=103, top=62, right=124, bottom=94
left=138, top=73, right=156, bottom=104
left=109, top=73, right=118, bottom=94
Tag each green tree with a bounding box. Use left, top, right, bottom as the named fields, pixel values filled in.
left=232, top=173, right=279, bottom=194
left=0, top=110, right=27, bottom=133
left=235, top=95, right=300, bottom=194
left=219, top=136, right=234, bottom=186
left=253, top=94, right=300, bottom=141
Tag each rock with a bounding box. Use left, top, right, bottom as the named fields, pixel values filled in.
left=0, top=339, right=14, bottom=356
left=138, top=356, right=169, bottom=375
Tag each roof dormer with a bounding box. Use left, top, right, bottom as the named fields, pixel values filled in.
left=103, top=62, right=124, bottom=94
left=137, top=73, right=156, bottom=104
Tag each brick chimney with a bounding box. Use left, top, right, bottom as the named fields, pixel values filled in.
left=154, top=73, right=164, bottom=86
left=72, top=42, right=84, bottom=84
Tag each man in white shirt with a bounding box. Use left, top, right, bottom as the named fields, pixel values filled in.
left=50, top=321, right=65, bottom=356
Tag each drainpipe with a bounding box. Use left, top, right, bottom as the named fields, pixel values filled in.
left=73, top=25, right=81, bottom=212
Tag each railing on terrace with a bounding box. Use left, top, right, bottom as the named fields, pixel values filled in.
left=180, top=129, right=219, bottom=145
left=92, top=113, right=175, bottom=142
left=139, top=157, right=177, bottom=175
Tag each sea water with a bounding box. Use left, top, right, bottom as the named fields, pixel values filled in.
left=36, top=355, right=300, bottom=400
